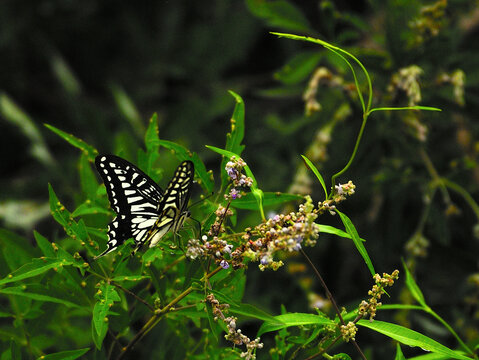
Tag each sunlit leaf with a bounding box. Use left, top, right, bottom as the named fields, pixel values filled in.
left=44, top=124, right=98, bottom=161
left=357, top=320, right=470, bottom=360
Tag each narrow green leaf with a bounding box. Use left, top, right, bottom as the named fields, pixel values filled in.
left=49, top=184, right=97, bottom=253
left=318, top=224, right=366, bottom=242
left=229, top=192, right=303, bottom=210
left=44, top=124, right=98, bottom=161
left=111, top=275, right=150, bottom=282
left=36, top=348, right=89, bottom=360
left=408, top=353, right=453, bottom=359
left=274, top=51, right=323, bottom=85
left=246, top=0, right=313, bottom=33
left=157, top=140, right=214, bottom=193
left=0, top=228, right=38, bottom=271
left=0, top=286, right=81, bottom=308
left=221, top=91, right=246, bottom=189
left=78, top=153, right=98, bottom=200
left=395, top=343, right=406, bottom=360
left=258, top=313, right=334, bottom=336
left=92, top=282, right=121, bottom=348
left=402, top=259, right=427, bottom=307
left=368, top=106, right=442, bottom=115
left=301, top=155, right=328, bottom=200
left=0, top=258, right=73, bottom=285
left=336, top=210, right=375, bottom=276
left=111, top=84, right=144, bottom=138
left=1, top=93, right=55, bottom=167
left=33, top=231, right=56, bottom=258
left=71, top=202, right=111, bottom=217
left=357, top=320, right=470, bottom=360
left=145, top=113, right=160, bottom=153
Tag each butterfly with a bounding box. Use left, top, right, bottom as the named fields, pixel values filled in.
left=94, top=154, right=195, bottom=259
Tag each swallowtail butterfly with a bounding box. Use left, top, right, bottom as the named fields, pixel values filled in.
left=94, top=154, right=194, bottom=259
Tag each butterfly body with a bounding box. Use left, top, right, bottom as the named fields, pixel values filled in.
left=94, top=155, right=194, bottom=259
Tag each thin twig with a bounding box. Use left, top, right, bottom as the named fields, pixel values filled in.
left=300, top=249, right=367, bottom=360
left=111, top=281, right=154, bottom=313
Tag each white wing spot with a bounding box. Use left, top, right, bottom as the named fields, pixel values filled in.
left=127, top=196, right=143, bottom=204
left=138, top=218, right=157, bottom=229
left=121, top=182, right=130, bottom=188
left=125, top=190, right=135, bottom=195
left=132, top=173, right=139, bottom=181
left=118, top=176, right=126, bottom=181
left=101, top=156, right=106, bottom=161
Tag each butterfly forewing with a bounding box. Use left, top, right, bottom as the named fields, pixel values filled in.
left=94, top=155, right=164, bottom=258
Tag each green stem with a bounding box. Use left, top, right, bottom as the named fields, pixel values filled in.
left=440, top=178, right=479, bottom=220
left=330, top=113, right=368, bottom=195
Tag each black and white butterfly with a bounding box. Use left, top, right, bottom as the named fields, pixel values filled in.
left=94, top=154, right=194, bottom=259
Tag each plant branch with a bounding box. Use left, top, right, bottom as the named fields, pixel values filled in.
left=116, top=266, right=222, bottom=359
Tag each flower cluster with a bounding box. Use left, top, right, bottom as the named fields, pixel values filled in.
left=206, top=294, right=263, bottom=360
left=340, top=321, right=357, bottom=342
left=439, top=69, right=465, bottom=106
left=409, top=0, right=447, bottom=45
left=229, top=196, right=320, bottom=271
left=318, top=180, right=356, bottom=215
left=186, top=234, right=234, bottom=269
left=358, top=270, right=399, bottom=321
left=208, top=204, right=233, bottom=237
left=389, top=65, right=423, bottom=106
left=225, top=156, right=253, bottom=200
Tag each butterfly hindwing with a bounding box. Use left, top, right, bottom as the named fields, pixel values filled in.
left=145, top=160, right=195, bottom=248
left=94, top=155, right=164, bottom=258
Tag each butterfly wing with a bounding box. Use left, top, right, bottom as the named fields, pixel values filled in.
left=94, top=155, right=164, bottom=258
left=145, top=160, right=195, bottom=248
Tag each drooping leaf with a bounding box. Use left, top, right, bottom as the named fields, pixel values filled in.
left=336, top=209, right=375, bottom=276
left=402, top=259, right=427, bottom=307
left=301, top=154, right=328, bottom=200
left=44, top=124, right=98, bottom=161
left=0, top=285, right=82, bottom=308
left=318, top=224, right=366, bottom=242
left=274, top=51, right=323, bottom=85
left=258, top=312, right=334, bottom=336
left=0, top=258, right=74, bottom=285
left=357, top=320, right=470, bottom=360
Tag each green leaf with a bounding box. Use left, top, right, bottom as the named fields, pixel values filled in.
left=274, top=51, right=323, bottom=85
left=357, top=320, right=470, bottom=360
left=221, top=91, right=245, bottom=189
left=0, top=286, right=82, bottom=308
left=71, top=202, right=111, bottom=217
left=229, top=192, right=303, bottom=210
left=258, top=312, right=334, bottom=336
left=246, top=0, right=313, bottom=33
left=33, top=231, right=56, bottom=258
left=78, top=153, right=98, bottom=200
left=92, top=283, right=121, bottom=349
left=301, top=155, right=328, bottom=200
left=44, top=124, right=98, bottom=161
left=0, top=228, right=38, bottom=272
left=402, top=259, right=427, bottom=307
left=395, top=343, right=406, bottom=360
left=36, top=348, right=89, bottom=360
left=318, top=224, right=366, bottom=242
left=0, top=258, right=73, bottom=285
left=336, top=210, right=375, bottom=277
left=157, top=140, right=214, bottom=193
left=111, top=84, right=144, bottom=138
left=0, top=93, right=55, bottom=167
left=49, top=184, right=97, bottom=253
left=111, top=275, right=150, bottom=282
